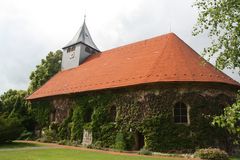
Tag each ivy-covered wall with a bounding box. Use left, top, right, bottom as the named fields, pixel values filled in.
left=49, top=83, right=237, bottom=152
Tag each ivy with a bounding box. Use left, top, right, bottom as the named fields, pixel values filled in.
left=44, top=88, right=233, bottom=152
left=70, top=95, right=90, bottom=141
left=30, top=100, right=51, bottom=131
left=58, top=111, right=72, bottom=140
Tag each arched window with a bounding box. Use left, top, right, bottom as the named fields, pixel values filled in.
left=84, top=107, right=93, bottom=123
left=173, top=102, right=188, bottom=124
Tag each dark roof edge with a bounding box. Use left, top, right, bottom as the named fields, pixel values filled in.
left=26, top=81, right=240, bottom=101
left=62, top=41, right=100, bottom=52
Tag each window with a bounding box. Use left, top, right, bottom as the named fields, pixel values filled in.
left=173, top=102, right=188, bottom=124
left=67, top=48, right=70, bottom=53
left=85, top=46, right=95, bottom=54
left=85, top=46, right=91, bottom=53
left=67, top=46, right=76, bottom=53
left=84, top=107, right=93, bottom=123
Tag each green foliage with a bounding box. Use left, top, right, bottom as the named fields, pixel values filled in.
left=213, top=96, right=240, bottom=138
left=194, top=148, right=229, bottom=160
left=0, top=50, right=62, bottom=140
left=28, top=50, right=62, bottom=93
left=0, top=116, right=24, bottom=143
left=193, top=0, right=240, bottom=71
left=98, top=123, right=116, bottom=148
left=0, top=89, right=29, bottom=116
left=0, top=89, right=35, bottom=134
left=71, top=104, right=85, bottom=141
left=68, top=93, right=117, bottom=146
left=93, top=141, right=104, bottom=149
left=115, top=91, right=230, bottom=152
left=27, top=50, right=62, bottom=135
left=83, top=122, right=92, bottom=131
left=58, top=118, right=72, bottom=140
left=44, top=90, right=227, bottom=152
left=91, top=94, right=116, bottom=138
left=70, top=96, right=94, bottom=141
left=139, top=148, right=152, bottom=155
left=30, top=101, right=51, bottom=130
left=143, top=116, right=193, bottom=152
left=39, top=127, right=58, bottom=143
left=114, top=132, right=126, bottom=151
left=18, top=130, right=34, bottom=140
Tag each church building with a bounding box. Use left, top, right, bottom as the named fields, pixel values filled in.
left=27, top=20, right=240, bottom=152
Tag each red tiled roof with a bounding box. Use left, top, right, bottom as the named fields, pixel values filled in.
left=27, top=33, right=240, bottom=100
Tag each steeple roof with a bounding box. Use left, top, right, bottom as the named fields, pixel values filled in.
left=27, top=33, right=240, bottom=100
left=63, top=20, right=99, bottom=51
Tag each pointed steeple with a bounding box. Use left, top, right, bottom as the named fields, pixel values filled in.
left=63, top=20, right=99, bottom=51
left=61, top=18, right=100, bottom=70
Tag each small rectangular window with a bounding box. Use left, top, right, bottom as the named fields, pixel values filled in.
left=173, top=102, right=189, bottom=124
left=85, top=46, right=91, bottom=53
left=67, top=46, right=75, bottom=53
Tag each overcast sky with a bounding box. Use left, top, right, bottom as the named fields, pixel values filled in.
left=0, top=0, right=239, bottom=94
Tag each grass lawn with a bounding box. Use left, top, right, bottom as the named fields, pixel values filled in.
left=0, top=148, right=180, bottom=160
left=0, top=142, right=239, bottom=160
left=0, top=142, right=182, bottom=160
left=0, top=142, right=41, bottom=149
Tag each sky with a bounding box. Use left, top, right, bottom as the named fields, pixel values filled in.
left=0, top=0, right=239, bottom=94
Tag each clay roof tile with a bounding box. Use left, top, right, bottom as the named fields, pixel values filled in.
left=27, top=33, right=240, bottom=100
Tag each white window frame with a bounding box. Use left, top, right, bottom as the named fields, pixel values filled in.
left=173, top=101, right=190, bottom=125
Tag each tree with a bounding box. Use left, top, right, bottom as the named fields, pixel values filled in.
left=193, top=0, right=240, bottom=71
left=28, top=50, right=62, bottom=93
left=0, top=89, right=36, bottom=132
left=213, top=97, right=240, bottom=142
left=0, top=116, right=24, bottom=143
left=0, top=89, right=28, bottom=117
left=28, top=50, right=62, bottom=133
left=193, top=0, right=240, bottom=142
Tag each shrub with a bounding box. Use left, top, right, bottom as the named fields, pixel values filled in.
left=0, top=116, right=24, bottom=143
left=86, top=144, right=94, bottom=149
left=71, top=140, right=81, bottom=146
left=40, top=127, right=57, bottom=142
left=98, top=123, right=116, bottom=148
left=139, top=148, right=152, bottom=155
left=194, top=148, right=229, bottom=160
left=114, top=132, right=126, bottom=151
left=18, top=130, right=33, bottom=140
left=94, top=141, right=103, bottom=149
left=58, top=140, right=67, bottom=145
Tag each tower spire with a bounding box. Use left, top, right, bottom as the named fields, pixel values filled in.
left=61, top=17, right=100, bottom=70
left=62, top=18, right=99, bottom=51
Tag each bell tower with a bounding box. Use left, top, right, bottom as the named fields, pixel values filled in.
left=61, top=18, right=100, bottom=70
